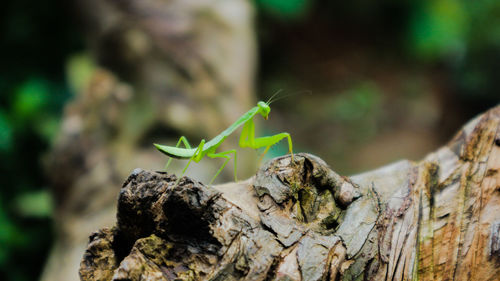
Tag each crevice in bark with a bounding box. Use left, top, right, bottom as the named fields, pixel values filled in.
left=162, top=192, right=221, bottom=249
left=112, top=230, right=135, bottom=264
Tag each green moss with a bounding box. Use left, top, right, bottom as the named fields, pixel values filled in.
left=298, top=187, right=319, bottom=222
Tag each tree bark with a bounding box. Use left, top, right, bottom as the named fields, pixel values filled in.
left=42, top=1, right=255, bottom=280
left=79, top=106, right=500, bottom=280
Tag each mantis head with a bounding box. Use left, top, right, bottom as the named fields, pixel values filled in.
left=257, top=101, right=271, bottom=120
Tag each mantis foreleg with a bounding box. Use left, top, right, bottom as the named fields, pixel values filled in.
left=165, top=136, right=192, bottom=170
left=238, top=119, right=255, bottom=147
left=255, top=133, right=293, bottom=163
left=207, top=149, right=237, bottom=184
left=239, top=119, right=293, bottom=162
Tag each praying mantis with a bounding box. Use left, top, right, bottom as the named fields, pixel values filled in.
left=154, top=95, right=293, bottom=184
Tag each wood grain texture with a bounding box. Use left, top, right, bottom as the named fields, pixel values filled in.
left=80, top=106, right=500, bottom=280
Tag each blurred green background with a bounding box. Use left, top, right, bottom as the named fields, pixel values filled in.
left=1, top=0, right=83, bottom=280
left=0, top=0, right=499, bottom=280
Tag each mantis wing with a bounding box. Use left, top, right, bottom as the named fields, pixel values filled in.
left=154, top=144, right=197, bottom=159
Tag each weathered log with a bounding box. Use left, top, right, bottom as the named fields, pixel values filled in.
left=80, top=106, right=500, bottom=280
left=42, top=1, right=255, bottom=280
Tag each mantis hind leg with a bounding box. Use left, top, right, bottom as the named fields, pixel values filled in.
left=165, top=136, right=192, bottom=171
left=174, top=139, right=205, bottom=186
left=207, top=149, right=237, bottom=185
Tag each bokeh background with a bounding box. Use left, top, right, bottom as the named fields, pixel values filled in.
left=1, top=0, right=499, bottom=280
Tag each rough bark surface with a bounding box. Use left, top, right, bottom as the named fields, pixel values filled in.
left=42, top=1, right=255, bottom=280
left=80, top=106, right=500, bottom=280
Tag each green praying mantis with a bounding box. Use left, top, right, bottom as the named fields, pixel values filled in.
left=154, top=94, right=293, bottom=185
